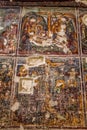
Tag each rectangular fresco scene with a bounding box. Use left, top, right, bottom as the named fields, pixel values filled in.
left=0, top=57, right=14, bottom=128
left=0, top=7, right=20, bottom=55
left=82, top=57, right=87, bottom=123
left=18, top=7, right=78, bottom=55
left=12, top=56, right=46, bottom=127
left=12, top=56, right=85, bottom=128
left=79, top=9, right=87, bottom=55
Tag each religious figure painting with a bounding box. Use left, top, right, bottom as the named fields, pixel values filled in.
left=18, top=7, right=78, bottom=55
left=12, top=56, right=84, bottom=128
left=82, top=57, right=87, bottom=119
left=0, top=7, right=20, bottom=55
left=0, top=6, right=86, bottom=129
left=36, top=57, right=84, bottom=128
left=12, top=56, right=46, bottom=127
left=79, top=8, right=87, bottom=55
left=0, top=57, right=14, bottom=128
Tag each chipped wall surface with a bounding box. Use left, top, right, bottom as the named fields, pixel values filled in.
left=0, top=6, right=87, bottom=129
left=76, top=0, right=87, bottom=5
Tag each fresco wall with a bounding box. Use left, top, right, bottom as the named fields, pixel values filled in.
left=0, top=7, right=87, bottom=129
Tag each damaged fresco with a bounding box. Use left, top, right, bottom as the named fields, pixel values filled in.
left=0, top=6, right=87, bottom=129
left=12, top=56, right=84, bottom=127
left=0, top=57, right=14, bottom=127
left=18, top=7, right=78, bottom=55
left=0, top=8, right=20, bottom=55
left=79, top=8, right=87, bottom=55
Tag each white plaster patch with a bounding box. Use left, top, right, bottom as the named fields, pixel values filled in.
left=10, top=101, right=20, bottom=112
left=20, top=124, right=24, bottom=130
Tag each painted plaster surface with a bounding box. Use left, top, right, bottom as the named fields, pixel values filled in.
left=0, top=7, right=87, bottom=129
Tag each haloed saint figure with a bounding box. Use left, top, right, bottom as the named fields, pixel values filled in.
left=18, top=7, right=78, bottom=55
